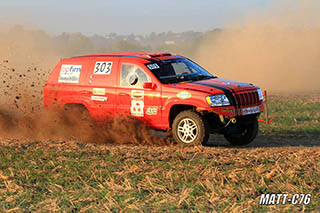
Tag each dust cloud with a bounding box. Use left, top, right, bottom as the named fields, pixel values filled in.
left=0, top=25, right=59, bottom=115
left=0, top=106, right=169, bottom=145
left=195, top=1, right=320, bottom=92
left=0, top=26, right=168, bottom=145
left=0, top=57, right=167, bottom=145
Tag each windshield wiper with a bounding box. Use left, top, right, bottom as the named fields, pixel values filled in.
left=162, top=74, right=216, bottom=84
left=160, top=73, right=195, bottom=79
left=190, top=75, right=216, bottom=81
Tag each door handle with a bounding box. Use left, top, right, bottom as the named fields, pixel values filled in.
left=119, top=93, right=128, bottom=96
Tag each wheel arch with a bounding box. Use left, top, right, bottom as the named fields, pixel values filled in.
left=63, top=102, right=88, bottom=110
left=168, top=104, right=197, bottom=128
left=56, top=96, right=92, bottom=115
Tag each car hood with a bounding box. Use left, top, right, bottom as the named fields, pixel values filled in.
left=169, top=78, right=258, bottom=94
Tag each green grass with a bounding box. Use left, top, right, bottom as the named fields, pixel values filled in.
left=259, top=94, right=320, bottom=136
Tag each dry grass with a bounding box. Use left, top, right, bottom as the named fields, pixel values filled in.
left=0, top=139, right=319, bottom=212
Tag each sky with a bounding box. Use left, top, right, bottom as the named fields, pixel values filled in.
left=0, top=0, right=275, bottom=35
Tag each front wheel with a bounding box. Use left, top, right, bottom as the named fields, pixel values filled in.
left=224, top=118, right=258, bottom=146
left=172, top=110, right=210, bottom=146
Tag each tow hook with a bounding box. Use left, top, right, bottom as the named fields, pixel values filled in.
left=219, top=115, right=225, bottom=124
left=231, top=118, right=237, bottom=124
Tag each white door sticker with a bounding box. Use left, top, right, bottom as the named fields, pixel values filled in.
left=58, top=65, right=81, bottom=83
left=130, top=90, right=144, bottom=117
left=146, top=106, right=157, bottom=115
left=131, top=100, right=144, bottom=117
left=147, top=63, right=160, bottom=70
left=131, top=90, right=144, bottom=100
left=91, top=96, right=107, bottom=102
left=93, top=61, right=112, bottom=75
left=93, top=88, right=106, bottom=95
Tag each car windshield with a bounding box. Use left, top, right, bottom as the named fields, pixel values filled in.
left=146, top=58, right=215, bottom=84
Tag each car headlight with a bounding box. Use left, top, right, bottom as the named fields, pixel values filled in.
left=206, top=94, right=230, bottom=107
left=257, top=89, right=264, bottom=101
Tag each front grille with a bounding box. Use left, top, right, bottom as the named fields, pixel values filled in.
left=232, top=91, right=259, bottom=107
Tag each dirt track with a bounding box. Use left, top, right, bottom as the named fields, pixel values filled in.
left=207, top=134, right=320, bottom=148
left=1, top=134, right=319, bottom=149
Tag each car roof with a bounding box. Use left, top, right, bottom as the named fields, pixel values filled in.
left=69, top=52, right=181, bottom=62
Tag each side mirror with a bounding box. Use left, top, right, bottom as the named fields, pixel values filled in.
left=143, top=82, right=156, bottom=89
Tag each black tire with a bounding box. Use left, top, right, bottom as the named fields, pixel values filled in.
left=224, top=118, right=258, bottom=146
left=172, top=110, right=210, bottom=146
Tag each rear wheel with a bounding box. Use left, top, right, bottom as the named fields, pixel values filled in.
left=172, top=110, right=209, bottom=146
left=224, top=118, right=258, bottom=146
left=61, top=104, right=95, bottom=142
left=63, top=104, right=93, bottom=126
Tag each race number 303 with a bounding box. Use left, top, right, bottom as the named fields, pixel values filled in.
left=93, top=61, right=113, bottom=75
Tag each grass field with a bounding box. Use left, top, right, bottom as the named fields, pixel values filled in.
left=0, top=93, right=319, bottom=212
left=259, top=93, right=320, bottom=137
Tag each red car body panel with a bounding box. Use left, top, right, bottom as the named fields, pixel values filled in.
left=43, top=52, right=264, bottom=130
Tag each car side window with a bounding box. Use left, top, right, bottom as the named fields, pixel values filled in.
left=120, top=64, right=151, bottom=88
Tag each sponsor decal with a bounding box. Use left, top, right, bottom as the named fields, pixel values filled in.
left=237, top=83, right=250, bottom=87
left=221, top=109, right=234, bottom=113
left=126, top=72, right=138, bottom=86
left=91, top=96, right=107, bottom=102
left=93, top=61, right=113, bottom=75
left=177, top=91, right=191, bottom=99
left=146, top=106, right=158, bottom=115
left=131, top=90, right=144, bottom=99
left=221, top=82, right=232, bottom=85
left=58, top=65, right=81, bottom=83
left=130, top=90, right=144, bottom=116
left=242, top=106, right=260, bottom=115
left=92, top=88, right=106, bottom=95
left=131, top=100, right=144, bottom=117
left=147, top=63, right=160, bottom=70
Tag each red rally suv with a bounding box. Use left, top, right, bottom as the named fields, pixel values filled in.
left=43, top=52, right=264, bottom=146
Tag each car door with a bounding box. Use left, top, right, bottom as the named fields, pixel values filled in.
left=116, top=61, right=162, bottom=127
left=86, top=57, right=119, bottom=122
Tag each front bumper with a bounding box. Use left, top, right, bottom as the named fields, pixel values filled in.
left=198, top=102, right=264, bottom=118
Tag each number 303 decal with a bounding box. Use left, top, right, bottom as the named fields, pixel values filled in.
left=94, top=61, right=113, bottom=75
